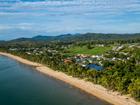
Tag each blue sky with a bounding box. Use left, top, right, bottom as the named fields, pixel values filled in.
left=0, top=0, right=140, bottom=40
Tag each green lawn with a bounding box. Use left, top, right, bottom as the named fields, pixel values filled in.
left=67, top=46, right=112, bottom=55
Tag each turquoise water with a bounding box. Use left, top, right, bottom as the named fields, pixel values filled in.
left=0, top=55, right=111, bottom=105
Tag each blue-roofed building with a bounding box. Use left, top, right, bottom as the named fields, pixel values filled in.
left=86, top=64, right=103, bottom=71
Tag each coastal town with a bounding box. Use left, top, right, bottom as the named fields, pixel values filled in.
left=8, top=43, right=140, bottom=71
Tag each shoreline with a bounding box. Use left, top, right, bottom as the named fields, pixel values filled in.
left=0, top=52, right=139, bottom=105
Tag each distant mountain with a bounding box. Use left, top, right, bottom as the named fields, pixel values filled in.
left=0, top=40, right=5, bottom=43
left=32, top=35, right=54, bottom=41
left=32, top=34, right=73, bottom=41
left=11, top=37, right=31, bottom=42
left=9, top=33, right=140, bottom=42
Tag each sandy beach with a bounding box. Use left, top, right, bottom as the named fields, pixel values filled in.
left=0, top=52, right=139, bottom=105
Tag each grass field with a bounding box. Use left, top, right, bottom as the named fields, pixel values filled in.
left=67, top=46, right=112, bottom=55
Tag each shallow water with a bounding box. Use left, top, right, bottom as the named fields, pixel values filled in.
left=0, top=55, right=111, bottom=105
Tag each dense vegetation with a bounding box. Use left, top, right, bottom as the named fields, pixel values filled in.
left=0, top=34, right=140, bottom=101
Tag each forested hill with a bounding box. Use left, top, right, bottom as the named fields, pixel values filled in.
left=9, top=33, right=140, bottom=42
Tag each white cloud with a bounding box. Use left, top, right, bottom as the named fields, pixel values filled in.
left=1, top=0, right=140, bottom=15
left=0, top=23, right=34, bottom=30
left=0, top=0, right=140, bottom=39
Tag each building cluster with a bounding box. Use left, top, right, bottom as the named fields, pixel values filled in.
left=8, top=43, right=140, bottom=71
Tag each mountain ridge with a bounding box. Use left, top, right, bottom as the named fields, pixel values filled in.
left=9, top=33, right=140, bottom=42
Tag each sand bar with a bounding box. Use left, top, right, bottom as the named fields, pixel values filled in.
left=0, top=52, right=140, bottom=105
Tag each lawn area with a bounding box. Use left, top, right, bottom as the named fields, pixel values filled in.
left=67, top=46, right=112, bottom=55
